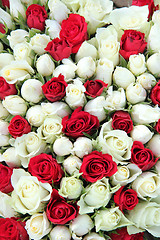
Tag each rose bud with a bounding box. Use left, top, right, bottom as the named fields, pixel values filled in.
left=137, top=72, right=156, bottom=90
left=53, top=59, right=77, bottom=81
left=9, top=0, right=26, bottom=19
left=48, top=0, right=70, bottom=24
left=45, top=19, right=61, bottom=39
left=75, top=41, right=97, bottom=62
left=50, top=226, right=71, bottom=240
left=147, top=134, right=160, bottom=157
left=150, top=80, right=160, bottom=106
left=26, top=105, right=45, bottom=127
left=1, top=0, right=10, bottom=8
left=53, top=136, right=73, bottom=156
left=7, top=29, right=29, bottom=49
left=2, top=147, right=21, bottom=168
left=111, top=110, right=133, bottom=134
left=147, top=53, right=160, bottom=77
left=36, top=54, right=55, bottom=76
left=63, top=155, right=82, bottom=175
left=0, top=119, right=9, bottom=135
left=0, top=102, right=9, bottom=119
left=84, top=79, right=108, bottom=98
left=128, top=54, right=146, bottom=76
left=113, top=66, right=135, bottom=89
left=0, top=135, right=10, bottom=147
left=41, top=101, right=71, bottom=118
left=76, top=56, right=96, bottom=79
left=126, top=82, right=147, bottom=104
left=0, top=7, right=14, bottom=30
left=130, top=125, right=153, bottom=144
left=73, top=137, right=92, bottom=158
left=2, top=95, right=27, bottom=116
left=21, top=79, right=43, bottom=103
left=0, top=192, right=16, bottom=218
left=0, top=53, right=14, bottom=69
left=30, top=33, right=50, bottom=55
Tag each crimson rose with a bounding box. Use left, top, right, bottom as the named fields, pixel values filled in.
left=28, top=153, right=64, bottom=184
left=26, top=4, right=47, bottom=31
left=42, top=74, right=67, bottom=102
left=79, top=151, right=117, bottom=183
left=131, top=141, right=158, bottom=171
left=60, top=13, right=88, bottom=53
left=0, top=218, right=29, bottom=240
left=84, top=80, right=108, bottom=98
left=62, top=107, right=99, bottom=138
left=45, top=38, right=72, bottom=61
left=46, top=189, right=79, bottom=224
left=0, top=164, right=13, bottom=193
left=112, top=110, right=133, bottom=134
left=132, top=0, right=152, bottom=6
left=120, top=30, right=147, bottom=60
left=1, top=0, right=10, bottom=8
left=150, top=80, right=160, bottom=106
left=110, top=227, right=144, bottom=240
left=0, top=77, right=17, bottom=100
left=8, top=115, right=31, bottom=138
left=0, top=23, right=6, bottom=34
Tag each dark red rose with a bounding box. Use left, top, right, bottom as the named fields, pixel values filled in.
left=62, top=107, right=99, bottom=138
left=0, top=164, right=13, bottom=193
left=0, top=218, right=29, bottom=240
left=131, top=141, right=158, bottom=171
left=84, top=80, right=108, bottom=98
left=45, top=38, right=72, bottom=61
left=26, top=4, right=47, bottom=31
left=28, top=153, right=64, bottom=184
left=150, top=80, right=160, bottom=106
left=1, top=0, right=10, bottom=8
left=0, top=77, right=17, bottom=100
left=119, top=30, right=147, bottom=60
left=155, top=119, right=160, bottom=133
left=110, top=227, right=144, bottom=240
left=46, top=189, right=79, bottom=224
left=79, top=151, right=117, bottom=183
left=0, top=23, right=6, bottom=34
left=114, top=186, right=138, bottom=212
left=8, top=115, right=31, bottom=138
left=42, top=74, right=67, bottom=102
left=112, top=110, right=133, bottom=134
left=132, top=0, right=152, bottom=6
left=148, top=1, right=159, bottom=20
left=60, top=13, right=88, bottom=53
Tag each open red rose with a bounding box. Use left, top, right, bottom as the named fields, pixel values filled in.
left=0, top=218, right=29, bottom=240
left=150, top=80, right=160, bottom=106
left=45, top=38, right=72, bottom=61
left=26, top=4, right=47, bottom=31
left=60, top=13, right=88, bottom=53
left=1, top=0, right=10, bottom=8
left=114, top=186, right=138, bottom=212
left=119, top=30, right=147, bottom=60
left=0, top=164, right=13, bottom=193
left=84, top=80, right=108, bottom=98
left=62, top=107, right=99, bottom=138
left=28, top=153, right=64, bottom=184
left=0, top=77, right=17, bottom=100
left=42, top=74, right=67, bottom=102
left=131, top=141, right=158, bottom=171
left=0, top=23, right=6, bottom=34
left=8, top=115, right=31, bottom=138
left=110, top=227, right=144, bottom=240
left=79, top=151, right=117, bottom=183
left=46, top=189, right=79, bottom=224
left=112, top=110, right=133, bottom=134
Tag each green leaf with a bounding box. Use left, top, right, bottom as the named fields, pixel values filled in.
left=119, top=54, right=128, bottom=68
left=29, top=28, right=41, bottom=38
left=56, top=156, right=64, bottom=164
left=35, top=73, right=45, bottom=84
left=5, top=114, right=15, bottom=122
left=82, top=132, right=93, bottom=140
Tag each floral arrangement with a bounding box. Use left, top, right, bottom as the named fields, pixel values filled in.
left=1, top=0, right=160, bottom=239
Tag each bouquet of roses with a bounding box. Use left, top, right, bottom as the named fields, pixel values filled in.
left=1, top=0, right=160, bottom=239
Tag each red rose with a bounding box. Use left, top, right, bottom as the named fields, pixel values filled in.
left=112, top=110, right=133, bottom=134
left=131, top=141, right=158, bottom=171
left=46, top=189, right=79, bottom=224
left=1, top=0, right=10, bottom=8
left=150, top=80, right=160, bottom=106
left=28, top=153, right=64, bottom=184
left=132, top=0, right=152, bottom=6
left=84, top=80, right=108, bottom=98
left=62, top=107, right=99, bottom=138
left=110, top=227, right=144, bottom=240
left=114, top=186, right=138, bottom=212
left=0, top=164, right=13, bottom=193
left=45, top=38, right=72, bottom=61
left=119, top=30, right=147, bottom=60
left=0, top=218, right=29, bottom=240
left=155, top=119, right=160, bottom=133
left=26, top=4, right=47, bottom=31
left=0, top=23, right=6, bottom=34
left=8, top=115, right=31, bottom=138
left=60, top=13, right=88, bottom=53
left=79, top=151, right=117, bottom=183
left=42, top=74, right=67, bottom=102
left=0, top=77, right=17, bottom=100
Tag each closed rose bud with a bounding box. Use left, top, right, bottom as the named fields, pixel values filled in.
left=113, top=66, right=135, bottom=89
left=30, top=33, right=50, bottom=55
left=128, top=54, right=147, bottom=76
left=147, top=134, right=160, bottom=157
left=45, top=19, right=61, bottom=39
left=137, top=72, right=156, bottom=90
left=9, top=0, right=26, bottom=19
left=26, top=105, right=45, bottom=127
left=0, top=192, right=16, bottom=218
left=126, top=82, right=147, bottom=104
left=50, top=226, right=71, bottom=240
left=0, top=102, right=9, bottom=119
left=75, top=41, right=97, bottom=62
left=73, top=137, right=92, bottom=158
left=53, top=59, right=77, bottom=81
left=130, top=125, right=153, bottom=144
left=0, top=53, right=14, bottom=69
left=2, top=95, right=27, bottom=116
left=7, top=29, right=29, bottom=50
left=21, top=79, right=43, bottom=103
left=2, top=147, right=21, bottom=168
left=0, top=135, right=10, bottom=147
left=53, top=136, right=73, bottom=156
left=36, top=54, right=55, bottom=76
left=76, top=56, right=96, bottom=79
left=63, top=155, right=82, bottom=175
left=0, top=7, right=14, bottom=30
left=41, top=101, right=71, bottom=118
left=147, top=53, right=160, bottom=77
left=0, top=120, right=9, bottom=135
left=48, top=0, right=70, bottom=24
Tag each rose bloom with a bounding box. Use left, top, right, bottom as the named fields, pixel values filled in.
left=26, top=4, right=48, bottom=31
left=120, top=30, right=147, bottom=60
left=8, top=115, right=31, bottom=138
left=109, top=227, right=144, bottom=240
left=0, top=164, right=13, bottom=194
left=60, top=13, right=88, bottom=53
left=111, top=110, right=133, bottom=134
left=84, top=80, right=108, bottom=98
left=42, top=74, right=68, bottom=102
left=1, top=0, right=10, bottom=8
left=150, top=80, right=160, bottom=106
left=62, top=107, right=99, bottom=138
left=0, top=77, right=17, bottom=100
left=46, top=189, right=79, bottom=224
left=79, top=151, right=117, bottom=183
left=0, top=23, right=6, bottom=34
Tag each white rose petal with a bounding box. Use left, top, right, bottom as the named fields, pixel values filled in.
left=0, top=53, right=14, bottom=70
left=0, top=7, right=14, bottom=30
left=148, top=23, right=160, bottom=53
left=130, top=125, right=153, bottom=144
left=0, top=120, right=9, bottom=135
left=147, top=53, right=160, bottom=77
left=30, top=34, right=50, bottom=55
left=75, top=41, right=97, bottom=62
left=73, top=137, right=92, bottom=158
left=13, top=42, right=33, bottom=65
left=0, top=135, right=10, bottom=146
left=137, top=73, right=156, bottom=90
left=50, top=226, right=71, bottom=240
left=0, top=192, right=16, bottom=218
left=1, top=147, right=21, bottom=168
left=105, top=87, right=126, bottom=111
left=128, top=54, right=146, bottom=76
left=45, top=19, right=61, bottom=39
left=36, top=54, right=55, bottom=76
left=83, top=232, right=105, bottom=240
left=41, top=101, right=71, bottom=118
left=26, top=105, right=45, bottom=127
left=48, top=0, right=70, bottom=23
left=0, top=102, right=9, bottom=119
left=76, top=57, right=96, bottom=79
left=126, top=82, right=146, bottom=104
left=2, top=95, right=27, bottom=116
left=63, top=155, right=82, bottom=175
left=21, top=79, right=43, bottom=103
left=147, top=134, right=160, bottom=157
left=7, top=29, right=29, bottom=50
left=113, top=66, right=135, bottom=89
left=53, top=59, right=77, bottom=81
left=53, top=136, right=73, bottom=156
left=9, top=0, right=26, bottom=19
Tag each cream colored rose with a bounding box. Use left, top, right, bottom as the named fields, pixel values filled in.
left=105, top=87, right=126, bottom=111
left=128, top=54, right=146, bottom=76
left=7, top=29, right=29, bottom=49
left=11, top=169, right=52, bottom=214
left=2, top=95, right=27, bottom=116
left=148, top=23, right=160, bottom=53
left=45, top=19, right=61, bottom=39
left=0, top=7, right=14, bottom=30
left=137, top=73, right=156, bottom=90
left=113, top=66, right=135, bottom=89
left=0, top=192, right=16, bottom=218
left=1, top=147, right=21, bottom=168
left=63, top=155, right=82, bottom=175
left=147, top=134, right=160, bottom=157
left=61, top=0, right=80, bottom=12
left=13, top=42, right=34, bottom=65
left=76, top=56, right=96, bottom=79
left=147, top=53, right=160, bottom=77
left=73, top=137, right=92, bottom=158
left=9, top=0, right=26, bottom=19
left=126, top=83, right=146, bottom=104
left=53, top=136, right=73, bottom=156
left=50, top=226, right=71, bottom=240
left=0, top=119, right=9, bottom=135
left=36, top=54, right=55, bottom=76
left=75, top=41, right=97, bottom=62
left=96, top=25, right=118, bottom=44
left=21, top=79, right=43, bottom=103
left=41, top=101, right=71, bottom=118
left=26, top=105, right=45, bottom=127
left=152, top=10, right=160, bottom=24
left=0, top=53, right=14, bottom=70
left=48, top=0, right=70, bottom=23
left=0, top=102, right=9, bottom=119
left=83, top=233, right=105, bottom=240
left=130, top=125, right=153, bottom=144
left=0, top=135, right=10, bottom=147
left=30, top=34, right=50, bottom=55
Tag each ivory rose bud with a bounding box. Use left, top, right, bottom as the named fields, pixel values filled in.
left=152, top=10, right=160, bottom=24
left=21, top=79, right=43, bottom=103
left=1, top=147, right=21, bottom=168
left=0, top=135, right=10, bottom=146
left=30, top=33, right=50, bottom=55
left=50, top=226, right=71, bottom=240
left=36, top=54, right=55, bottom=76
left=147, top=134, right=160, bottom=157
left=53, top=59, right=77, bottom=81
left=75, top=41, right=97, bottom=62
left=105, top=87, right=126, bottom=111
left=113, top=66, right=135, bottom=89
left=130, top=125, right=153, bottom=144
left=0, top=119, right=9, bottom=135
left=7, top=29, right=29, bottom=49
left=13, top=42, right=33, bottom=65
left=26, top=105, right=45, bottom=127
left=0, top=102, right=9, bottom=119
left=45, top=19, right=61, bottom=39
left=73, top=137, right=92, bottom=158
left=147, top=53, right=160, bottom=77
left=148, top=23, right=160, bottom=53
left=9, top=0, right=26, bottom=19
left=63, top=155, right=82, bottom=175
left=0, top=53, right=14, bottom=69
left=137, top=73, right=156, bottom=90
left=83, top=233, right=105, bottom=240
left=126, top=83, right=146, bottom=104
left=2, top=95, right=27, bottom=116
left=0, top=7, right=14, bottom=30
left=128, top=54, right=146, bottom=76
left=41, top=101, right=71, bottom=118
left=53, top=136, right=73, bottom=156
left=48, top=0, right=70, bottom=23
left=0, top=192, right=16, bottom=218
left=76, top=56, right=96, bottom=79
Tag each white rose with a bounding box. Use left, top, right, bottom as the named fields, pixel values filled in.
left=131, top=104, right=160, bottom=124
left=152, top=9, right=160, bottom=24
left=0, top=7, right=14, bottom=30
left=26, top=105, right=45, bottom=127
left=136, top=72, right=156, bottom=90
left=48, top=0, right=70, bottom=23
left=148, top=23, right=160, bottom=53
left=1, top=147, right=21, bottom=167
left=61, top=0, right=80, bottom=12
left=11, top=169, right=52, bottom=214
left=0, top=102, right=9, bottom=119
left=111, top=164, right=142, bottom=186
left=49, top=226, right=71, bottom=240
left=126, top=82, right=146, bottom=104
left=30, top=34, right=50, bottom=55
left=147, top=53, right=160, bottom=77
left=113, top=66, right=135, bottom=89
left=105, top=87, right=126, bottom=111
left=45, top=19, right=61, bottom=39
left=36, top=54, right=55, bottom=76
left=13, top=42, right=33, bottom=65
left=83, top=233, right=105, bottom=240
left=41, top=101, right=71, bottom=118
left=76, top=57, right=96, bottom=79
left=95, top=58, right=114, bottom=86
left=9, top=0, right=26, bottom=19
left=0, top=192, right=16, bottom=218
left=0, top=135, right=10, bottom=146
left=21, top=79, right=43, bottom=103
left=2, top=95, right=27, bottom=116
left=147, top=134, right=160, bottom=157
left=53, top=136, right=73, bottom=156
left=130, top=125, right=153, bottom=144
left=0, top=53, right=14, bottom=69
left=63, top=155, right=82, bottom=175
left=73, top=137, right=92, bottom=158
left=96, top=25, right=118, bottom=44
left=75, top=41, right=97, bottom=62
left=25, top=212, right=51, bottom=240
left=53, top=59, right=77, bottom=81
left=0, top=42, right=3, bottom=52
left=0, top=119, right=9, bottom=135
left=128, top=54, right=146, bottom=76
left=7, top=29, right=29, bottom=50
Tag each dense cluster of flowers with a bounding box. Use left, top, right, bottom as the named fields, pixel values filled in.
left=1, top=0, right=160, bottom=239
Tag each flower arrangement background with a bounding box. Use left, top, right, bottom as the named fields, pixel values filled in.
left=1, top=0, right=160, bottom=239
